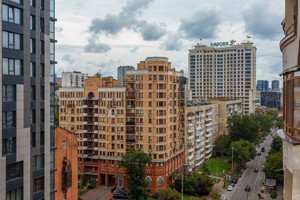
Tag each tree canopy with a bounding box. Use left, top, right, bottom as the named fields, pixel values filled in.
left=118, top=150, right=152, bottom=200
left=212, top=135, right=230, bottom=157
left=231, top=140, right=256, bottom=168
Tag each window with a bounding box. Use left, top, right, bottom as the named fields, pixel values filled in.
left=30, top=0, right=35, bottom=7
left=40, top=63, right=45, bottom=77
left=2, top=58, right=22, bottom=75
left=3, top=111, right=16, bottom=129
left=6, top=187, right=23, bottom=200
left=40, top=0, right=44, bottom=10
left=40, top=40, right=44, bottom=55
left=2, top=31, right=21, bottom=50
left=31, top=132, right=36, bottom=147
left=157, top=177, right=163, bottom=186
left=30, top=62, right=35, bottom=77
left=40, top=131, right=44, bottom=145
left=2, top=85, right=16, bottom=102
left=33, top=177, right=44, bottom=192
left=7, top=162, right=23, bottom=181
left=2, top=137, right=16, bottom=155
left=30, top=39, right=35, bottom=53
left=40, top=109, right=44, bottom=122
left=145, top=177, right=152, bottom=186
left=32, top=154, right=44, bottom=171
left=31, top=86, right=35, bottom=100
left=40, top=17, right=44, bottom=32
left=30, top=15, right=35, bottom=30
left=31, top=109, right=36, bottom=124
left=40, top=86, right=44, bottom=100
left=2, top=4, right=21, bottom=24
left=9, top=0, right=22, bottom=3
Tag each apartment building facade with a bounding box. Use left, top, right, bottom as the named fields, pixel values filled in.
left=185, top=102, right=218, bottom=172
left=0, top=0, right=56, bottom=199
left=188, top=41, right=256, bottom=114
left=209, top=98, right=243, bottom=136
left=62, top=71, right=89, bottom=88
left=279, top=0, right=300, bottom=199
left=58, top=57, right=186, bottom=193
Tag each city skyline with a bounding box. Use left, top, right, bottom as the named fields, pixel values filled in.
left=56, top=0, right=284, bottom=85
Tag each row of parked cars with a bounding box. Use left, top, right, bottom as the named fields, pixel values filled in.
left=227, top=169, right=244, bottom=191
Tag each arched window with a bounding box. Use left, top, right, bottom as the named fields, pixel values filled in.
left=157, top=177, right=164, bottom=186
left=145, top=176, right=152, bottom=186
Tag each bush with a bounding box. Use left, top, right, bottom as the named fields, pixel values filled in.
left=270, top=191, right=278, bottom=199
left=154, top=188, right=181, bottom=200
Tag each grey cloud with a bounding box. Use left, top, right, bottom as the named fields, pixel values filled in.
left=130, top=46, right=139, bottom=53
left=84, top=37, right=111, bottom=53
left=139, top=22, right=167, bottom=41
left=161, top=33, right=183, bottom=51
left=179, top=8, right=221, bottom=39
left=87, top=0, right=166, bottom=43
left=62, top=54, right=76, bottom=64
left=242, top=1, right=283, bottom=39
left=56, top=26, right=64, bottom=33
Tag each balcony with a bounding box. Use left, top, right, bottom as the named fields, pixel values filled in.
left=85, top=161, right=98, bottom=167
left=188, top=154, right=194, bottom=161
left=94, top=138, right=98, bottom=142
left=205, top=122, right=212, bottom=127
left=83, top=154, right=88, bottom=158
left=87, top=137, right=94, bottom=141
left=188, top=148, right=194, bottom=153
left=126, top=113, right=135, bottom=117
left=83, top=146, right=88, bottom=150
left=126, top=122, right=135, bottom=126
left=83, top=121, right=88, bottom=125
left=94, top=122, right=98, bottom=125
left=83, top=130, right=88, bottom=133
left=94, top=147, right=98, bottom=151
left=94, top=113, right=98, bottom=117
left=126, top=139, right=135, bottom=143
left=94, top=130, right=98, bottom=134
left=82, top=138, right=88, bottom=142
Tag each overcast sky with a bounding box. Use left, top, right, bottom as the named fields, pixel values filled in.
left=56, top=0, right=284, bottom=86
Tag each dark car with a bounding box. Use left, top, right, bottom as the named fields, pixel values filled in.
left=261, top=147, right=265, bottom=152
left=257, top=152, right=261, bottom=156
left=254, top=167, right=259, bottom=172
left=232, top=177, right=239, bottom=184
left=245, top=185, right=251, bottom=192
left=113, top=189, right=128, bottom=199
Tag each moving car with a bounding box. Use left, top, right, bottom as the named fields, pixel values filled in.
left=254, top=167, right=259, bottom=172
left=261, top=147, right=265, bottom=152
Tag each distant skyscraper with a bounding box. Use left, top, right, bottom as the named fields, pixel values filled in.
left=256, top=80, right=269, bottom=91
left=117, top=66, right=135, bottom=86
left=62, top=71, right=89, bottom=88
left=271, top=80, right=280, bottom=91
left=0, top=0, right=56, bottom=199
left=188, top=40, right=257, bottom=114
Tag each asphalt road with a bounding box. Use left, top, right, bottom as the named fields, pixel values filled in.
left=224, top=131, right=275, bottom=200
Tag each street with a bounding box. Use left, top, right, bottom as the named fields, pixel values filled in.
left=223, top=132, right=274, bottom=200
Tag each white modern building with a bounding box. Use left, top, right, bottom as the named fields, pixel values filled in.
left=117, top=66, right=135, bottom=86
left=188, top=40, right=257, bottom=114
left=62, top=71, right=89, bottom=88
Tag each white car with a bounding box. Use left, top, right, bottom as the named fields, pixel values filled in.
left=227, top=185, right=234, bottom=191
left=220, top=194, right=228, bottom=200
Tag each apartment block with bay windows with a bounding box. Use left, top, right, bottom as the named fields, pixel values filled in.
left=58, top=57, right=186, bottom=193
left=0, top=0, right=56, bottom=199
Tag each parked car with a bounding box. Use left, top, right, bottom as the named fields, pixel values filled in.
left=227, top=184, right=234, bottom=191
left=113, top=189, right=129, bottom=199
left=245, top=185, right=251, bottom=192
left=257, top=152, right=261, bottom=156
left=232, top=177, right=238, bottom=184
left=220, top=194, right=228, bottom=200
left=254, top=167, right=259, bottom=173
left=261, top=147, right=265, bottom=152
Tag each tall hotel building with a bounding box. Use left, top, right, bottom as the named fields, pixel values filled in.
left=58, top=57, right=186, bottom=193
left=188, top=41, right=257, bottom=114
left=0, top=0, right=56, bottom=199
left=279, top=0, right=300, bottom=199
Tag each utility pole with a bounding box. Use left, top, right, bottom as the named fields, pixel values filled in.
left=232, top=146, right=234, bottom=170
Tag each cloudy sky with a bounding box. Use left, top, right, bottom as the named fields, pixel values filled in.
left=56, top=0, right=284, bottom=85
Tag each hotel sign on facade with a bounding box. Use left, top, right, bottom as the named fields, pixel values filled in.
left=210, top=40, right=236, bottom=47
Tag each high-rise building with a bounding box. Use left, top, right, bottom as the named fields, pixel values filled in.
left=261, top=91, right=281, bottom=110
left=257, top=80, right=269, bottom=91
left=0, top=0, right=56, bottom=199
left=271, top=80, right=280, bottom=91
left=188, top=41, right=257, bottom=114
left=279, top=1, right=300, bottom=199
left=58, top=57, right=186, bottom=193
left=117, top=66, right=135, bottom=86
left=62, top=71, right=89, bottom=88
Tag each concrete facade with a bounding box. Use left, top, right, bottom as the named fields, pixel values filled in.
left=62, top=71, right=89, bottom=88
left=185, top=102, right=218, bottom=172
left=55, top=127, right=78, bottom=200
left=117, top=66, right=135, bottom=86
left=0, top=0, right=55, bottom=199
left=280, top=0, right=300, bottom=199
left=188, top=41, right=256, bottom=114
left=209, top=98, right=243, bottom=136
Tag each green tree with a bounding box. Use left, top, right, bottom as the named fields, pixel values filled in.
left=275, top=116, right=283, bottom=129
left=155, top=188, right=181, bottom=200
left=118, top=150, right=152, bottom=200
left=213, top=135, right=230, bottom=157
left=202, top=163, right=211, bottom=175
left=227, top=115, right=260, bottom=144
left=270, top=136, right=283, bottom=153
left=263, top=152, right=283, bottom=184
left=231, top=140, right=256, bottom=168
left=270, top=191, right=278, bottom=199
left=251, top=113, right=273, bottom=136
left=54, top=111, right=59, bottom=126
